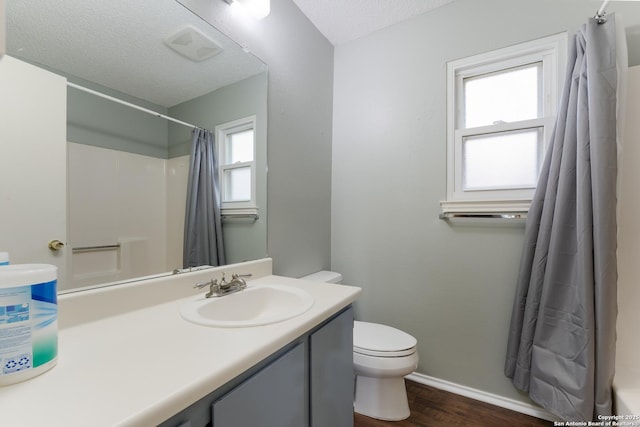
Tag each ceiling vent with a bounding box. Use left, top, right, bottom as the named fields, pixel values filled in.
left=164, top=26, right=223, bottom=62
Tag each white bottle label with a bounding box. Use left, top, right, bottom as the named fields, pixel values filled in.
left=0, top=281, right=57, bottom=377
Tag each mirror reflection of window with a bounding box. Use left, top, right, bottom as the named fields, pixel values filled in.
left=218, top=116, right=257, bottom=211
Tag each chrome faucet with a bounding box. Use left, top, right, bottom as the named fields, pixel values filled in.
left=193, top=277, right=220, bottom=298
left=193, top=273, right=253, bottom=298
left=227, top=273, right=252, bottom=288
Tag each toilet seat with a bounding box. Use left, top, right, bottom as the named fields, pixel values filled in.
left=354, top=321, right=417, bottom=358
left=354, top=346, right=416, bottom=358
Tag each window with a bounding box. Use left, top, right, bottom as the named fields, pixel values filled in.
left=443, top=33, right=567, bottom=214
left=216, top=116, right=257, bottom=215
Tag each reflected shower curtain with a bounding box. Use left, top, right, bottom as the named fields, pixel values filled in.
left=505, top=17, right=623, bottom=421
left=183, top=128, right=225, bottom=268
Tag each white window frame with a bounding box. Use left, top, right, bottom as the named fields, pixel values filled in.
left=442, top=33, right=567, bottom=215
left=216, top=115, right=257, bottom=216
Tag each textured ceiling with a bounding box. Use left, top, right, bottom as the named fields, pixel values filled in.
left=5, top=0, right=454, bottom=106
left=6, top=0, right=266, bottom=108
left=291, top=0, right=457, bottom=45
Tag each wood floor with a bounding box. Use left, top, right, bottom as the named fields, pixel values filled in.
left=353, top=380, right=553, bottom=427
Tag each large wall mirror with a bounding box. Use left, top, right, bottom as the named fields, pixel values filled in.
left=2, top=0, right=268, bottom=292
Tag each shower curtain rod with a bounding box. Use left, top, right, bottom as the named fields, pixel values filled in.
left=595, top=0, right=610, bottom=21
left=67, top=82, right=201, bottom=130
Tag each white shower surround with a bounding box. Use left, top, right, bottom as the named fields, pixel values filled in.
left=615, top=65, right=640, bottom=416
left=67, top=143, right=188, bottom=290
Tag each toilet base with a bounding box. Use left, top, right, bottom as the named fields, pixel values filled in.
left=354, top=375, right=410, bottom=421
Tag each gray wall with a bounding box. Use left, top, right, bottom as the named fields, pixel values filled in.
left=178, top=0, right=334, bottom=277
left=332, top=0, right=640, bottom=407
left=67, top=72, right=268, bottom=161
left=67, top=75, right=170, bottom=158
left=168, top=72, right=267, bottom=158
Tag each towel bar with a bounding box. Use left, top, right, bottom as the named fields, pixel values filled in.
left=72, top=244, right=121, bottom=254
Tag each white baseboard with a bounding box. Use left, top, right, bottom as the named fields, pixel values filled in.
left=405, top=372, right=559, bottom=422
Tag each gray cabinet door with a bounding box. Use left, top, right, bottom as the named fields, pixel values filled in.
left=212, top=342, right=306, bottom=427
left=310, top=307, right=354, bottom=427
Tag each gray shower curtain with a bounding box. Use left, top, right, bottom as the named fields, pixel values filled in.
left=505, top=17, right=620, bottom=421
left=183, top=128, right=225, bottom=268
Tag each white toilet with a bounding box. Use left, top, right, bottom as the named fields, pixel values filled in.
left=301, top=271, right=419, bottom=421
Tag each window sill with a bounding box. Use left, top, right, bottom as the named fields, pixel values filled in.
left=221, top=207, right=259, bottom=220
left=439, top=200, right=529, bottom=225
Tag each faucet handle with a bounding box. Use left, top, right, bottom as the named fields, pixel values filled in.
left=228, top=273, right=252, bottom=288
left=194, top=278, right=217, bottom=289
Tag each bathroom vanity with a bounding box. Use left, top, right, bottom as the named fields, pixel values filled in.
left=161, top=306, right=354, bottom=427
left=0, top=258, right=361, bottom=427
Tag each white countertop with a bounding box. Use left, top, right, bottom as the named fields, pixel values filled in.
left=0, top=267, right=361, bottom=426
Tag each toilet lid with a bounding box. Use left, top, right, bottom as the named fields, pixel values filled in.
left=353, top=321, right=417, bottom=357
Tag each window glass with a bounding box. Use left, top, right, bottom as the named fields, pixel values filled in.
left=462, top=128, right=541, bottom=191
left=226, top=129, right=254, bottom=163
left=224, top=167, right=252, bottom=202
left=463, top=63, right=541, bottom=128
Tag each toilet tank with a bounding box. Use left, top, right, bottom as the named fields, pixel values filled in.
left=300, top=271, right=342, bottom=284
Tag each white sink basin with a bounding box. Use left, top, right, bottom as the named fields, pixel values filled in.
left=180, top=284, right=314, bottom=328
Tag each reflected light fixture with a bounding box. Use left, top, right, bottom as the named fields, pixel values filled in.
left=223, top=0, right=270, bottom=19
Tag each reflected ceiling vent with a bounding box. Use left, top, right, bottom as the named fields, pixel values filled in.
left=164, top=26, right=223, bottom=62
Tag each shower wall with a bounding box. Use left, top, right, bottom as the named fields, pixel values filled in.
left=616, top=65, right=640, bottom=411
left=166, top=155, right=190, bottom=270
left=67, top=143, right=170, bottom=290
